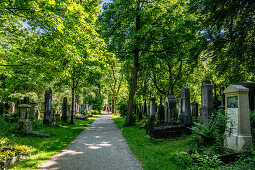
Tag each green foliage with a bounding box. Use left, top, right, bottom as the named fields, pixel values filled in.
left=116, top=98, right=128, bottom=117
left=189, top=109, right=229, bottom=153
left=250, top=110, right=255, bottom=142
left=89, top=110, right=99, bottom=115
left=0, top=117, right=16, bottom=138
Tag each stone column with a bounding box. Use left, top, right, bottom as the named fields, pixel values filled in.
left=16, top=96, right=32, bottom=134
left=62, top=97, right=68, bottom=122
left=224, top=85, right=252, bottom=151
left=179, top=86, right=192, bottom=126
left=200, top=79, right=213, bottom=124
left=191, top=101, right=199, bottom=120
left=149, top=98, right=156, bottom=117
left=43, top=88, right=52, bottom=125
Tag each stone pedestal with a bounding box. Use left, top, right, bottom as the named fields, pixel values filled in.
left=224, top=85, right=252, bottom=151
left=200, top=79, right=213, bottom=124
left=179, top=86, right=192, bottom=126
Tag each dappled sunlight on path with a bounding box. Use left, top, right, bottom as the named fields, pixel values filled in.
left=38, top=113, right=142, bottom=170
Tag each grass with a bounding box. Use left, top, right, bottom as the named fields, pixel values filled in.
left=4, top=114, right=101, bottom=169
left=112, top=114, right=190, bottom=170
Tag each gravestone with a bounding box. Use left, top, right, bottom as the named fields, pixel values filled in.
left=224, top=85, right=252, bottom=151
left=239, top=82, right=255, bottom=111
left=213, top=84, right=220, bottom=110
left=158, top=96, right=165, bottom=123
left=62, top=97, right=68, bottom=122
left=179, top=86, right=192, bottom=126
left=191, top=101, right=199, bottom=120
left=200, top=79, right=213, bottom=124
left=219, top=87, right=225, bottom=109
left=164, top=95, right=177, bottom=123
left=149, top=98, right=156, bottom=117
left=43, top=88, right=52, bottom=125
left=16, top=97, right=32, bottom=134
left=30, top=102, right=37, bottom=118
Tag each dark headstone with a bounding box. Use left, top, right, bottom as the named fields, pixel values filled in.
left=43, top=88, right=52, bottom=125
left=62, top=97, right=68, bottom=122
left=179, top=86, right=192, bottom=126
left=200, top=79, right=213, bottom=124
left=164, top=95, right=177, bottom=122
left=239, top=82, right=255, bottom=111
left=158, top=96, right=165, bottom=123
left=191, top=101, right=199, bottom=120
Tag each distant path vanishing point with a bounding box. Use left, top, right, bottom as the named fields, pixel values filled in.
left=39, top=112, right=143, bottom=170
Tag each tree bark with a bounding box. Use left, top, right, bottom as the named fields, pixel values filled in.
left=71, top=76, right=75, bottom=124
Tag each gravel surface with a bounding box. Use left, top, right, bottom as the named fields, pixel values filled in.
left=38, top=112, right=143, bottom=170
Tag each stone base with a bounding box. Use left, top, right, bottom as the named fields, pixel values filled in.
left=179, top=114, right=192, bottom=126
left=146, top=123, right=191, bottom=139
left=224, top=133, right=253, bottom=151
left=16, top=119, right=32, bottom=134
left=200, top=107, right=213, bottom=124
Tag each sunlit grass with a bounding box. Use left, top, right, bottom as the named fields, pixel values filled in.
left=112, top=114, right=190, bottom=170
left=7, top=114, right=100, bottom=169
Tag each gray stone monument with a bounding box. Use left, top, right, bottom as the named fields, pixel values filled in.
left=179, top=86, right=192, bottom=126
left=191, top=101, right=199, bottom=120
left=43, top=88, right=52, bottom=125
left=16, top=96, right=32, bottom=134
left=200, top=79, right=213, bottom=124
left=158, top=96, right=165, bottom=123
left=62, top=97, right=68, bottom=122
left=164, top=95, right=177, bottom=123
left=149, top=98, right=156, bottom=117
left=239, top=82, right=255, bottom=111
left=224, top=85, right=252, bottom=151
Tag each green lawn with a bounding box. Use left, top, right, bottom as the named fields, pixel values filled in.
left=112, top=114, right=190, bottom=170
left=6, top=114, right=100, bottom=169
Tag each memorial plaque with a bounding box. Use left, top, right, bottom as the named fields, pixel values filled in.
left=227, top=97, right=238, bottom=108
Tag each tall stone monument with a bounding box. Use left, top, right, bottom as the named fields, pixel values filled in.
left=43, top=88, right=52, bottom=125
left=200, top=79, right=213, bottom=124
left=179, top=86, right=192, bottom=126
left=62, top=97, right=68, bottom=122
left=224, top=85, right=252, bottom=151
left=16, top=96, right=32, bottom=134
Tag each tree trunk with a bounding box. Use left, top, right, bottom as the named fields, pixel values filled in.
left=126, top=2, right=141, bottom=124
left=71, top=76, right=75, bottom=124
left=113, top=96, right=117, bottom=114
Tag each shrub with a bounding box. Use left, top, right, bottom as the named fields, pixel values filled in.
left=0, top=118, right=16, bottom=137
left=117, top=99, right=128, bottom=117
left=89, top=110, right=99, bottom=115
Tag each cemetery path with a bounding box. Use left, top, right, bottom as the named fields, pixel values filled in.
left=38, top=112, right=143, bottom=170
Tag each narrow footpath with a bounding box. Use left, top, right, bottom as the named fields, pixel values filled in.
left=39, top=112, right=143, bottom=170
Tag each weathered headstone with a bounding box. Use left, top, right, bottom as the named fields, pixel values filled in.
left=200, top=79, right=213, bottom=124
left=43, top=88, right=52, bottom=125
left=16, top=97, right=32, bottom=134
left=219, top=87, right=225, bottom=109
left=239, top=82, right=255, bottom=111
left=30, top=102, right=37, bottom=118
left=179, top=86, right=192, bottom=126
left=224, top=85, right=252, bottom=151
left=191, top=101, right=199, bottom=120
left=158, top=96, right=165, bottom=123
left=149, top=98, right=156, bottom=117
left=62, top=97, right=68, bottom=122
left=164, top=95, right=177, bottom=123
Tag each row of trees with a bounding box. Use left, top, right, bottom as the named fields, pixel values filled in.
left=1, top=0, right=254, bottom=124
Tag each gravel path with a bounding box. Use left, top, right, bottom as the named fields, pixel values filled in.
left=39, top=112, right=143, bottom=170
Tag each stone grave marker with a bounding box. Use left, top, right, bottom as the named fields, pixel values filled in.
left=16, top=96, right=32, bottom=134
left=43, top=88, right=52, bottom=125
left=191, top=101, right=198, bottom=120
left=200, top=79, right=213, bottom=124
left=224, top=85, right=252, bottom=151
left=164, top=95, right=177, bottom=123
left=239, top=82, right=255, bottom=111
left=158, top=96, right=165, bottom=123
left=179, top=86, right=192, bottom=126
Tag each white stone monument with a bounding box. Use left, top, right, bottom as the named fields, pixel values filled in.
left=224, top=85, right=252, bottom=151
